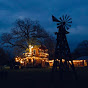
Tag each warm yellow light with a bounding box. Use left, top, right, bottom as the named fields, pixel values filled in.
left=29, top=45, right=33, bottom=53
left=62, top=59, right=65, bottom=62
left=16, top=60, right=19, bottom=62
left=31, top=59, right=33, bottom=62
left=48, top=60, right=54, bottom=63
left=27, top=59, right=29, bottom=61
left=73, top=60, right=83, bottom=62
left=15, top=58, right=17, bottom=60
left=20, top=60, right=24, bottom=64
left=15, top=57, right=19, bottom=62
left=15, top=45, right=49, bottom=67
left=69, top=61, right=71, bottom=63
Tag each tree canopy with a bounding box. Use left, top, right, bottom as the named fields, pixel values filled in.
left=1, top=18, right=55, bottom=59
left=72, top=40, right=88, bottom=59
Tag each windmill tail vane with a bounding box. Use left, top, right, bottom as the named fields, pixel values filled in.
left=52, top=15, right=60, bottom=22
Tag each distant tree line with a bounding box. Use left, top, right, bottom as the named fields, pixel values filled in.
left=0, top=47, right=9, bottom=65
left=72, top=40, right=88, bottom=59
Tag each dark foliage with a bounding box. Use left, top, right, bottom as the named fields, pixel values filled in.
left=0, top=48, right=8, bottom=65
left=1, top=18, right=55, bottom=59
left=72, top=40, right=88, bottom=59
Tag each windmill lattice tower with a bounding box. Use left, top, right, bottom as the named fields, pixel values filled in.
left=52, top=15, right=76, bottom=78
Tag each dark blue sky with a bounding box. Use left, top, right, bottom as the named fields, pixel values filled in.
left=0, top=0, right=88, bottom=51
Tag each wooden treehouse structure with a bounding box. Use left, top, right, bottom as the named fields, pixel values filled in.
left=15, top=45, right=49, bottom=67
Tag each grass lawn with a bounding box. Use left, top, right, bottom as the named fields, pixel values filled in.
left=0, top=67, right=88, bottom=88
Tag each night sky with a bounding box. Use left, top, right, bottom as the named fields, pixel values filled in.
left=0, top=0, right=88, bottom=51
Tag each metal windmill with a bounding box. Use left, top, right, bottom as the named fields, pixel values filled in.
left=52, top=15, right=72, bottom=30
left=52, top=15, right=77, bottom=80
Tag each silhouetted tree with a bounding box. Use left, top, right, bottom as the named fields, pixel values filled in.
left=72, top=40, right=88, bottom=59
left=1, top=18, right=55, bottom=59
left=0, top=47, right=8, bottom=65
left=43, top=35, right=55, bottom=59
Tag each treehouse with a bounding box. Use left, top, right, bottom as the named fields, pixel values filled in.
left=15, top=45, right=49, bottom=67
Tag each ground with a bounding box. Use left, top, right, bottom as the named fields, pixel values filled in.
left=0, top=67, right=88, bottom=88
